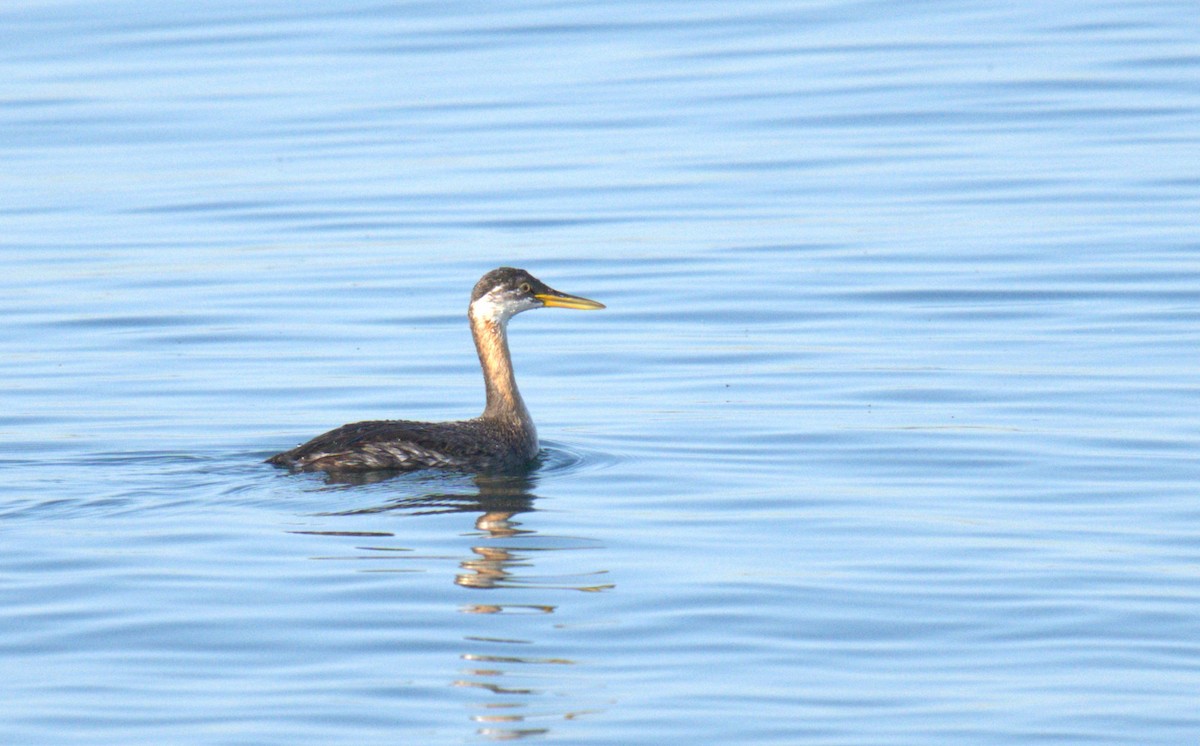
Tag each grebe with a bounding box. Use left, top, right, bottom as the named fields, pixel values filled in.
left=267, top=267, right=604, bottom=474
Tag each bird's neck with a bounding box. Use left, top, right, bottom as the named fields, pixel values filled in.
left=470, top=312, right=531, bottom=425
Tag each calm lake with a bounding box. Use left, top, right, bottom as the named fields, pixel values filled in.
left=3, top=1, right=1199, bottom=743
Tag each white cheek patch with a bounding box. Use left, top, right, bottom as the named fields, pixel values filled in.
left=470, top=293, right=511, bottom=324
left=470, top=291, right=536, bottom=323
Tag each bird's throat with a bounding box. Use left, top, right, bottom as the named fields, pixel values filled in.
left=471, top=314, right=529, bottom=424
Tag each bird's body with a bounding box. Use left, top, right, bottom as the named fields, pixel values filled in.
left=265, top=417, right=535, bottom=473
left=267, top=267, right=603, bottom=474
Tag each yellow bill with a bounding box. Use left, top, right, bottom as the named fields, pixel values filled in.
left=535, top=292, right=606, bottom=310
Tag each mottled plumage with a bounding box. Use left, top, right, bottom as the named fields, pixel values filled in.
left=266, top=417, right=536, bottom=473
left=267, top=267, right=603, bottom=474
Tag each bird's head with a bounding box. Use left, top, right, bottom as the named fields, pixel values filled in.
left=469, top=267, right=604, bottom=324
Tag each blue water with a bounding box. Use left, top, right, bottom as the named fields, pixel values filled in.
left=3, top=1, right=1199, bottom=743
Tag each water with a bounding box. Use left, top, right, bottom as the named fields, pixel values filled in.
left=3, top=1, right=1199, bottom=743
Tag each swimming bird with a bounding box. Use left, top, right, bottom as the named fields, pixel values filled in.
left=267, top=267, right=604, bottom=474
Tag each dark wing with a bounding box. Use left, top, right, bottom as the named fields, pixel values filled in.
left=266, top=422, right=520, bottom=472
left=267, top=419, right=481, bottom=472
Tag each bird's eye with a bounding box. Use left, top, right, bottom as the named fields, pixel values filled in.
left=519, top=282, right=532, bottom=294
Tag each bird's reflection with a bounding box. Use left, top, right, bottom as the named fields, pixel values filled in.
left=298, top=469, right=609, bottom=740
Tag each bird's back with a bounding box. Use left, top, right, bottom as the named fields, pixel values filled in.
left=266, top=417, right=537, bottom=473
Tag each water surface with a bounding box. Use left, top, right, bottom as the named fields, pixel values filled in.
left=3, top=1, right=1199, bottom=743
